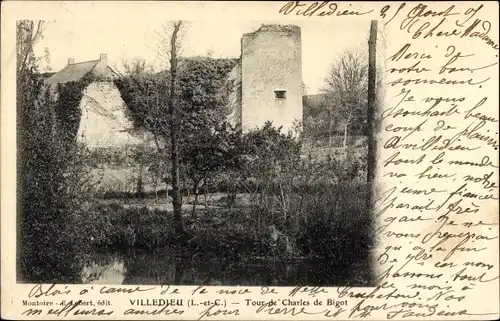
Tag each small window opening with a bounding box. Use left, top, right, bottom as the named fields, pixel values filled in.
left=274, top=90, right=286, bottom=99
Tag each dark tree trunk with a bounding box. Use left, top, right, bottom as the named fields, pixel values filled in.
left=367, top=20, right=378, bottom=207
left=136, top=162, right=145, bottom=197
left=192, top=181, right=199, bottom=219
left=168, top=22, right=184, bottom=235
left=203, top=176, right=209, bottom=208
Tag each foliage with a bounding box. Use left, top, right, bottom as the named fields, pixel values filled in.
left=17, top=20, right=96, bottom=282
left=76, top=203, right=271, bottom=256
left=16, top=21, right=44, bottom=82
left=177, top=58, right=237, bottom=129
left=305, top=48, right=368, bottom=148
left=176, top=58, right=238, bottom=214
left=70, top=202, right=176, bottom=249
left=54, top=78, right=93, bottom=146
left=114, top=63, right=170, bottom=196
left=240, top=122, right=301, bottom=220
left=295, top=181, right=373, bottom=283
left=115, top=57, right=238, bottom=215
left=115, top=58, right=237, bottom=151
left=325, top=48, right=368, bottom=143
left=71, top=175, right=372, bottom=285
left=17, top=20, right=71, bottom=282
left=18, top=78, right=87, bottom=283
left=114, top=68, right=169, bottom=137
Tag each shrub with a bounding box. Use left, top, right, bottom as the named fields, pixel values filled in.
left=70, top=203, right=177, bottom=250
left=18, top=71, right=93, bottom=283
left=295, top=181, right=373, bottom=283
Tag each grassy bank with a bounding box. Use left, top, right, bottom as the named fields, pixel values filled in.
left=69, top=180, right=373, bottom=285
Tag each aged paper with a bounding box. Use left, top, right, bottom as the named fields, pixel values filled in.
left=1, top=1, right=499, bottom=320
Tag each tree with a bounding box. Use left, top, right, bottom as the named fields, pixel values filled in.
left=41, top=47, right=51, bottom=72
left=168, top=25, right=236, bottom=224
left=115, top=58, right=170, bottom=198
left=177, top=57, right=237, bottom=216
left=117, top=58, right=169, bottom=142
left=17, top=20, right=86, bottom=282
left=302, top=94, right=333, bottom=145
left=243, top=122, right=301, bottom=225
left=16, top=21, right=44, bottom=81
left=168, top=21, right=185, bottom=235
left=117, top=47, right=237, bottom=222
left=323, top=48, right=368, bottom=148
left=115, top=22, right=238, bottom=226
left=183, top=121, right=244, bottom=217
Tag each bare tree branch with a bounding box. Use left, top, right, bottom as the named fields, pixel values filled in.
left=146, top=21, right=190, bottom=70
left=322, top=47, right=368, bottom=148
left=17, top=20, right=46, bottom=78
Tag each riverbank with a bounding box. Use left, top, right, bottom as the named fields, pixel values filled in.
left=65, top=181, right=373, bottom=286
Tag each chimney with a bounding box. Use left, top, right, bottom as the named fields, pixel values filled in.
left=68, top=58, right=75, bottom=65
left=100, top=53, right=108, bottom=65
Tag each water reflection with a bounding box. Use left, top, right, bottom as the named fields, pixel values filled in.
left=81, top=248, right=368, bottom=286
left=82, top=256, right=126, bottom=284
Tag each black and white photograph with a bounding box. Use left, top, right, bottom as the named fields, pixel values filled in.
left=16, top=18, right=379, bottom=287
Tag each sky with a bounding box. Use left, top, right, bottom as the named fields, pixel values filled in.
left=34, top=19, right=370, bottom=95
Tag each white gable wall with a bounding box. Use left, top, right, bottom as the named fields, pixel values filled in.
left=77, top=81, right=141, bottom=149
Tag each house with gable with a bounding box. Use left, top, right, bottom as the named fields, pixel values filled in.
left=45, top=54, right=148, bottom=194
left=45, top=53, right=142, bottom=150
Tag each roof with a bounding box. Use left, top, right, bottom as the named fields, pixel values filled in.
left=45, top=60, right=119, bottom=85
left=40, top=72, right=56, bottom=79
left=45, top=60, right=99, bottom=85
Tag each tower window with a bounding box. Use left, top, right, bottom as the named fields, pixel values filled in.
left=274, top=90, right=286, bottom=99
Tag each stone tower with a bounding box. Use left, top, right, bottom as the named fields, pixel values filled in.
left=240, top=24, right=303, bottom=134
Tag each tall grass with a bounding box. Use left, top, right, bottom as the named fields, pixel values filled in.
left=70, top=179, right=372, bottom=280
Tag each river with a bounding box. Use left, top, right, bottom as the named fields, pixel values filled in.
left=80, top=248, right=369, bottom=286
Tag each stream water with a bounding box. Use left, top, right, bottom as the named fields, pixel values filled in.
left=80, top=248, right=364, bottom=286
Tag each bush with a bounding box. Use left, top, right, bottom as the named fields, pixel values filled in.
left=18, top=73, right=93, bottom=283
left=295, top=181, right=373, bottom=283
left=70, top=202, right=178, bottom=250
left=71, top=203, right=277, bottom=260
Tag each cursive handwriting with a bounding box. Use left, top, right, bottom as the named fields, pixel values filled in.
left=28, top=284, right=71, bottom=299
left=378, top=2, right=498, bottom=319
left=279, top=1, right=373, bottom=17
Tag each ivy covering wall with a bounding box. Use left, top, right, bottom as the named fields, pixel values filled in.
left=53, top=77, right=93, bottom=148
